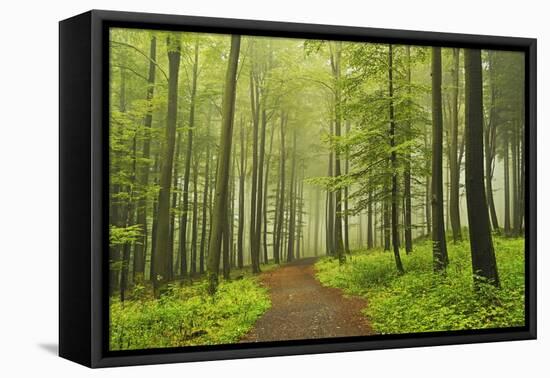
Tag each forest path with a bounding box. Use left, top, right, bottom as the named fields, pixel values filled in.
left=240, top=257, right=373, bottom=342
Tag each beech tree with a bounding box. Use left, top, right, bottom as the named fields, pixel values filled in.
left=464, top=48, right=500, bottom=287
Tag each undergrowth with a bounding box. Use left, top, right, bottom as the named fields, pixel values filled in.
left=316, top=236, right=525, bottom=334
left=110, top=276, right=270, bottom=350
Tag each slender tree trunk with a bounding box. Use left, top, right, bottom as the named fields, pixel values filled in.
left=314, top=187, right=320, bottom=256
left=179, top=39, right=200, bottom=280
left=199, top=114, right=211, bottom=274
left=274, top=113, right=286, bottom=264
left=512, top=126, right=519, bottom=236
left=153, top=36, right=181, bottom=297
left=120, top=132, right=137, bottom=301
left=383, top=197, right=390, bottom=251
left=447, top=48, right=462, bottom=242
left=167, top=130, right=180, bottom=279
left=389, top=45, right=404, bottom=273
left=431, top=46, right=449, bottom=271
left=464, top=48, right=499, bottom=287
left=296, top=171, right=304, bottom=259
left=330, top=42, right=346, bottom=264
left=237, top=118, right=246, bottom=268
left=373, top=200, right=378, bottom=247
left=286, top=128, right=297, bottom=262
left=424, top=124, right=432, bottom=237
left=404, top=45, right=414, bottom=253
left=207, top=35, right=240, bottom=294
left=230, top=154, right=237, bottom=268
left=504, top=132, right=511, bottom=235
left=327, top=126, right=335, bottom=256
left=134, top=36, right=156, bottom=282
left=263, top=122, right=275, bottom=263
left=344, top=120, right=351, bottom=254
left=149, top=156, right=160, bottom=281
left=249, top=66, right=261, bottom=274
left=223, top=156, right=234, bottom=279
left=367, top=190, right=373, bottom=249
left=486, top=51, right=500, bottom=234
left=254, top=109, right=267, bottom=268
left=190, top=156, right=199, bottom=275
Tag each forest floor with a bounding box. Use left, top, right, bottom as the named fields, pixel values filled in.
left=240, top=257, right=373, bottom=342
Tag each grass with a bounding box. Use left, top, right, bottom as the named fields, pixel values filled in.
left=110, top=273, right=271, bottom=351
left=315, top=235, right=525, bottom=334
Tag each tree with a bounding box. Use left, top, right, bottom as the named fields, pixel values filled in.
left=329, top=41, right=346, bottom=264
left=403, top=45, right=413, bottom=253
left=134, top=35, right=157, bottom=283
left=207, top=34, right=241, bottom=294
left=464, top=48, right=500, bottom=287
left=485, top=51, right=500, bottom=234
left=431, top=47, right=449, bottom=271
left=153, top=35, right=181, bottom=297
left=388, top=45, right=404, bottom=273
left=286, top=127, right=297, bottom=262
left=237, top=117, right=247, bottom=268
left=179, top=38, right=200, bottom=279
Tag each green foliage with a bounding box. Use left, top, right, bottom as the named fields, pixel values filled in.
left=110, top=277, right=271, bottom=350
left=109, top=224, right=142, bottom=247
left=316, top=237, right=525, bottom=334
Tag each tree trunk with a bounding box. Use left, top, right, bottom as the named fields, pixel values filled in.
left=286, top=128, right=297, bottom=262
left=199, top=114, right=211, bottom=274
left=314, top=187, right=320, bottom=255
left=207, top=35, right=241, bottom=294
left=431, top=46, right=449, bottom=271
left=327, top=135, right=335, bottom=256
left=424, top=125, right=432, bottom=237
left=404, top=45, right=414, bottom=252
left=296, top=171, right=304, bottom=259
left=344, top=120, right=351, bottom=254
left=237, top=117, right=246, bottom=268
left=464, top=48, right=500, bottom=287
left=249, top=64, right=261, bottom=274
left=330, top=42, right=346, bottom=264
left=512, top=126, right=519, bottom=236
left=254, top=109, right=267, bottom=268
left=367, top=191, right=373, bottom=249
left=504, top=132, right=511, bottom=235
left=448, top=48, right=462, bottom=242
left=389, top=45, right=404, bottom=273
left=178, top=39, right=200, bottom=280
left=485, top=51, right=500, bottom=234
left=134, top=36, right=156, bottom=282
left=190, top=155, right=199, bottom=275
left=263, top=122, right=276, bottom=263
left=383, top=198, right=390, bottom=251
left=167, top=130, right=180, bottom=279
left=274, top=113, right=286, bottom=264
left=153, top=36, right=181, bottom=297
left=119, top=132, right=137, bottom=301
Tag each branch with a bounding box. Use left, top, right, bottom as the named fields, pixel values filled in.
left=110, top=40, right=169, bottom=82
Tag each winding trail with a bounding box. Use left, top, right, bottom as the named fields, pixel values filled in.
left=241, top=257, right=373, bottom=342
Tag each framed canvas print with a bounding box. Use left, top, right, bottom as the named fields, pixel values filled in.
left=59, top=10, right=536, bottom=368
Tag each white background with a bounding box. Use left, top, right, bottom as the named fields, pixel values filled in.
left=0, top=0, right=546, bottom=376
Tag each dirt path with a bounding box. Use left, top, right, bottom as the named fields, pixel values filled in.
left=241, top=257, right=373, bottom=342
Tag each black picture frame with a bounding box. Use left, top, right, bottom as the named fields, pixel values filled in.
left=59, top=9, right=537, bottom=368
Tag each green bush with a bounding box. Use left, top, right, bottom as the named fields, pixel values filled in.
left=110, top=277, right=271, bottom=350
left=316, top=236, right=525, bottom=334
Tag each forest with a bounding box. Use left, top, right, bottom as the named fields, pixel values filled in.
left=108, top=28, right=526, bottom=350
